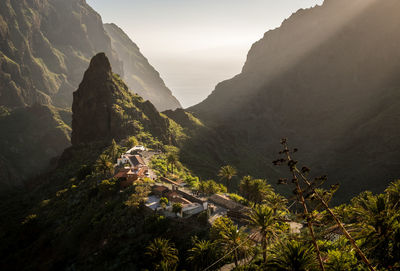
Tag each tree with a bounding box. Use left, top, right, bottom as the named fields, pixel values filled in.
left=325, top=249, right=360, bottom=271
left=218, top=165, right=237, bottom=191
left=210, top=217, right=250, bottom=267
left=267, top=240, right=317, bottom=271
left=95, top=154, right=114, bottom=176
left=239, top=176, right=273, bottom=206
left=351, top=192, right=400, bottom=268
left=219, top=224, right=249, bottom=267
left=264, top=192, right=288, bottom=214
left=107, top=139, right=120, bottom=161
left=125, top=183, right=151, bottom=209
left=385, top=179, right=400, bottom=210
left=127, top=136, right=139, bottom=148
left=210, top=216, right=235, bottom=240
left=145, top=238, right=179, bottom=270
left=172, top=203, right=183, bottom=216
left=160, top=197, right=169, bottom=210
left=187, top=239, right=220, bottom=271
left=274, top=138, right=375, bottom=271
left=239, top=176, right=253, bottom=200
left=166, top=153, right=179, bottom=174
left=246, top=205, right=282, bottom=263
left=198, top=180, right=227, bottom=196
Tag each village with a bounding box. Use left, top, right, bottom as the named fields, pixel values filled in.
left=111, top=145, right=262, bottom=225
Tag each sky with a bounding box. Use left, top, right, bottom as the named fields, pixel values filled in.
left=87, top=0, right=323, bottom=107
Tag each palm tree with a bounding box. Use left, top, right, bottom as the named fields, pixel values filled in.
left=352, top=192, right=400, bottom=268
left=239, top=176, right=273, bottom=205
left=95, top=154, right=114, bottom=176
left=218, top=165, right=237, bottom=192
left=385, top=179, right=400, bottom=210
left=220, top=224, right=248, bottom=267
left=246, top=205, right=281, bottom=263
left=145, top=238, right=179, bottom=270
left=239, top=175, right=253, bottom=200
left=187, top=239, right=220, bottom=271
left=264, top=192, right=288, bottom=214
left=267, top=240, right=317, bottom=271
left=166, top=153, right=179, bottom=174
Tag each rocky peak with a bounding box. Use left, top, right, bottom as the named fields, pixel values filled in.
left=85, top=52, right=113, bottom=79
left=71, top=53, right=171, bottom=146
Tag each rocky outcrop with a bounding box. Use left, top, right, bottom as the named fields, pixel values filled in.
left=72, top=53, right=171, bottom=146
left=188, top=0, right=400, bottom=202
left=0, top=0, right=182, bottom=188
left=104, top=23, right=181, bottom=111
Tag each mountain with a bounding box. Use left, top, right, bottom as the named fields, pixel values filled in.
left=0, top=0, right=123, bottom=109
left=0, top=0, right=122, bottom=188
left=72, top=52, right=171, bottom=146
left=0, top=0, right=180, bottom=188
left=187, top=0, right=400, bottom=201
left=104, top=23, right=181, bottom=111
left=0, top=53, right=193, bottom=270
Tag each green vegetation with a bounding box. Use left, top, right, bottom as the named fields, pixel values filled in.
left=218, top=165, right=237, bottom=191
left=172, top=203, right=183, bottom=215
left=246, top=205, right=284, bottom=263
left=145, top=238, right=179, bottom=270
left=197, top=180, right=227, bottom=196
left=1, top=117, right=399, bottom=271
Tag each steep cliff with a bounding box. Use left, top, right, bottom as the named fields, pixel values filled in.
left=72, top=53, right=171, bottom=146
left=188, top=0, right=400, bottom=201
left=104, top=23, right=181, bottom=111
left=0, top=0, right=123, bottom=108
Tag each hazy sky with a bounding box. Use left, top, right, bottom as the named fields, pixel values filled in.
left=87, top=0, right=323, bottom=107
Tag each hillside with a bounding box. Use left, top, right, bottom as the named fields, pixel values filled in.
left=0, top=0, right=181, bottom=188
left=188, top=0, right=400, bottom=201
left=104, top=23, right=181, bottom=111
left=0, top=104, right=71, bottom=188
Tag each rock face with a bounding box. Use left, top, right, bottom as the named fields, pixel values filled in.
left=0, top=0, right=123, bottom=108
left=104, top=23, right=181, bottom=111
left=72, top=53, right=171, bottom=146
left=0, top=0, right=122, bottom=188
left=188, top=0, right=400, bottom=201
left=0, top=0, right=180, bottom=188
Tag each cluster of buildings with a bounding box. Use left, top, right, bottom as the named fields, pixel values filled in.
left=147, top=183, right=208, bottom=218
left=113, top=146, right=150, bottom=188
left=112, top=145, right=208, bottom=218
left=112, top=145, right=259, bottom=222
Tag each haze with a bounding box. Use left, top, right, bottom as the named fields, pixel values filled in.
left=87, top=0, right=323, bottom=107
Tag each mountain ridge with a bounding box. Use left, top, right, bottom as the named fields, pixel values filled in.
left=186, top=0, right=400, bottom=201
left=104, top=23, right=181, bottom=111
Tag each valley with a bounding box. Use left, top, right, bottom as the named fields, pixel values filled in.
left=0, top=0, right=399, bottom=270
